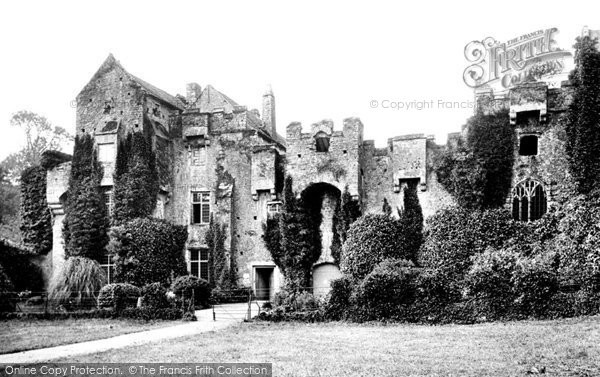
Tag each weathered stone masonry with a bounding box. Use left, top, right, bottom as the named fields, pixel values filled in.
left=43, top=55, right=576, bottom=297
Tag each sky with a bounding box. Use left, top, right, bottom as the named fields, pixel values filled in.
left=0, top=0, right=598, bottom=161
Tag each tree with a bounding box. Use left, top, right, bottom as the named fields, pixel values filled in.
left=112, top=132, right=159, bottom=225
left=337, top=185, right=361, bottom=244
left=434, top=109, right=514, bottom=209
left=2, top=111, right=72, bottom=182
left=62, top=134, right=108, bottom=261
left=269, top=176, right=321, bottom=291
left=565, top=35, right=600, bottom=195
left=0, top=166, right=19, bottom=224
left=399, top=181, right=423, bottom=262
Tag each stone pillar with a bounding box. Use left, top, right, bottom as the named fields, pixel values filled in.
left=262, top=85, right=276, bottom=136
left=48, top=203, right=66, bottom=285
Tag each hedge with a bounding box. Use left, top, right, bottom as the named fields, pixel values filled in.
left=97, top=283, right=140, bottom=311
left=108, top=217, right=187, bottom=287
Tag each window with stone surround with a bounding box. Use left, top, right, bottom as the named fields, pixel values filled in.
left=190, top=145, right=207, bottom=166
left=103, top=189, right=113, bottom=217
left=190, top=248, right=209, bottom=281
left=267, top=201, right=282, bottom=216
left=100, top=253, right=115, bottom=284
left=519, top=135, right=538, bottom=156
left=512, top=179, right=547, bottom=222
left=191, top=191, right=210, bottom=224
left=98, top=143, right=115, bottom=163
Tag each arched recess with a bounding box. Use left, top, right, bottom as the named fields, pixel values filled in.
left=312, top=262, right=342, bottom=297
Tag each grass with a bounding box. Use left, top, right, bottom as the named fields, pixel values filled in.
left=54, top=316, right=600, bottom=376
left=0, top=318, right=176, bottom=355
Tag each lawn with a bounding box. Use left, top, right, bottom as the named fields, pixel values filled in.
left=55, top=316, right=600, bottom=376
left=0, top=318, right=176, bottom=355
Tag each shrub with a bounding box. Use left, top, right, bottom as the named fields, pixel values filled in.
left=512, top=253, right=558, bottom=317
left=0, top=264, right=15, bottom=312
left=350, top=259, right=416, bottom=321
left=141, top=283, right=170, bottom=310
left=171, top=275, right=211, bottom=308
left=108, top=217, right=187, bottom=287
left=0, top=239, right=44, bottom=292
left=49, top=257, right=107, bottom=310
left=340, top=214, right=408, bottom=281
left=418, top=207, right=518, bottom=296
left=325, top=276, right=354, bottom=320
left=464, top=248, right=518, bottom=317
left=400, top=182, right=423, bottom=262
left=19, top=166, right=52, bottom=255
left=97, top=283, right=140, bottom=311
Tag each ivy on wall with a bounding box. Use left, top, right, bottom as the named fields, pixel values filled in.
left=19, top=166, right=52, bottom=255
left=565, top=35, right=600, bottom=196
left=263, top=176, right=322, bottom=291
left=112, top=131, right=159, bottom=225
left=332, top=185, right=361, bottom=264
left=62, top=134, right=108, bottom=261
left=205, top=214, right=233, bottom=289
left=434, top=109, right=514, bottom=210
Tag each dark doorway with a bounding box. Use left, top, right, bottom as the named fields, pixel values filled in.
left=254, top=267, right=274, bottom=300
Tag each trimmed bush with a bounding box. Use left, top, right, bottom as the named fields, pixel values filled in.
left=49, top=257, right=107, bottom=310
left=171, top=275, right=211, bottom=309
left=108, top=217, right=187, bottom=287
left=350, top=259, right=416, bottom=321
left=340, top=214, right=409, bottom=281
left=141, top=283, right=170, bottom=310
left=97, top=283, right=140, bottom=311
left=325, top=276, right=354, bottom=320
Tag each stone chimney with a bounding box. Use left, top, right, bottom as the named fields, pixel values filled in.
left=262, top=85, right=276, bottom=136
left=186, top=83, right=202, bottom=106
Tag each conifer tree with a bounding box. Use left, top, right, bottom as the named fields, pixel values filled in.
left=400, top=181, right=423, bottom=262
left=62, top=134, right=108, bottom=261
left=565, top=35, right=600, bottom=195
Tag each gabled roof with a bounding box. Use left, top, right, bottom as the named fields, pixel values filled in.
left=198, top=85, right=239, bottom=113
left=78, top=54, right=184, bottom=110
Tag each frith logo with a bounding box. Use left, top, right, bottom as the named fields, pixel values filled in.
left=463, top=28, right=572, bottom=90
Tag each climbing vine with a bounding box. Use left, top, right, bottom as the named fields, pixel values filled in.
left=19, top=166, right=52, bottom=255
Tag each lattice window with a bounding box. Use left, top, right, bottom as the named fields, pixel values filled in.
left=267, top=201, right=282, bottom=217
left=190, top=145, right=207, bottom=166
left=512, top=179, right=547, bottom=222
left=100, top=253, right=115, bottom=284
left=191, top=191, right=210, bottom=224
left=190, top=248, right=209, bottom=282
left=104, top=190, right=113, bottom=217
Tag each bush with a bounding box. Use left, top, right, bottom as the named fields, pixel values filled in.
left=464, top=248, right=518, bottom=317
left=97, top=283, right=140, bottom=311
left=0, top=264, right=15, bottom=312
left=350, top=259, right=416, bottom=321
left=340, top=214, right=409, bottom=281
left=171, top=275, right=211, bottom=308
left=418, top=207, right=518, bottom=297
left=271, top=290, right=319, bottom=312
left=141, top=283, right=170, bottom=310
left=49, top=257, right=107, bottom=310
left=325, top=276, right=354, bottom=320
left=108, top=217, right=188, bottom=287
left=0, top=239, right=44, bottom=292
left=512, top=253, right=559, bottom=317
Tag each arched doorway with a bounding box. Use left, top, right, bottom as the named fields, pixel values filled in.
left=301, top=183, right=341, bottom=264
left=312, top=263, right=342, bottom=297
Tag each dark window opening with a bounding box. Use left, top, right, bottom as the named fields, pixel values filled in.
left=512, top=180, right=547, bottom=222
left=103, top=102, right=112, bottom=114
left=315, top=132, right=330, bottom=152
left=519, top=135, right=538, bottom=156
left=297, top=154, right=301, bottom=158
left=516, top=110, right=540, bottom=126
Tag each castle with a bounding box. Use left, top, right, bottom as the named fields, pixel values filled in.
left=43, top=54, right=575, bottom=299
